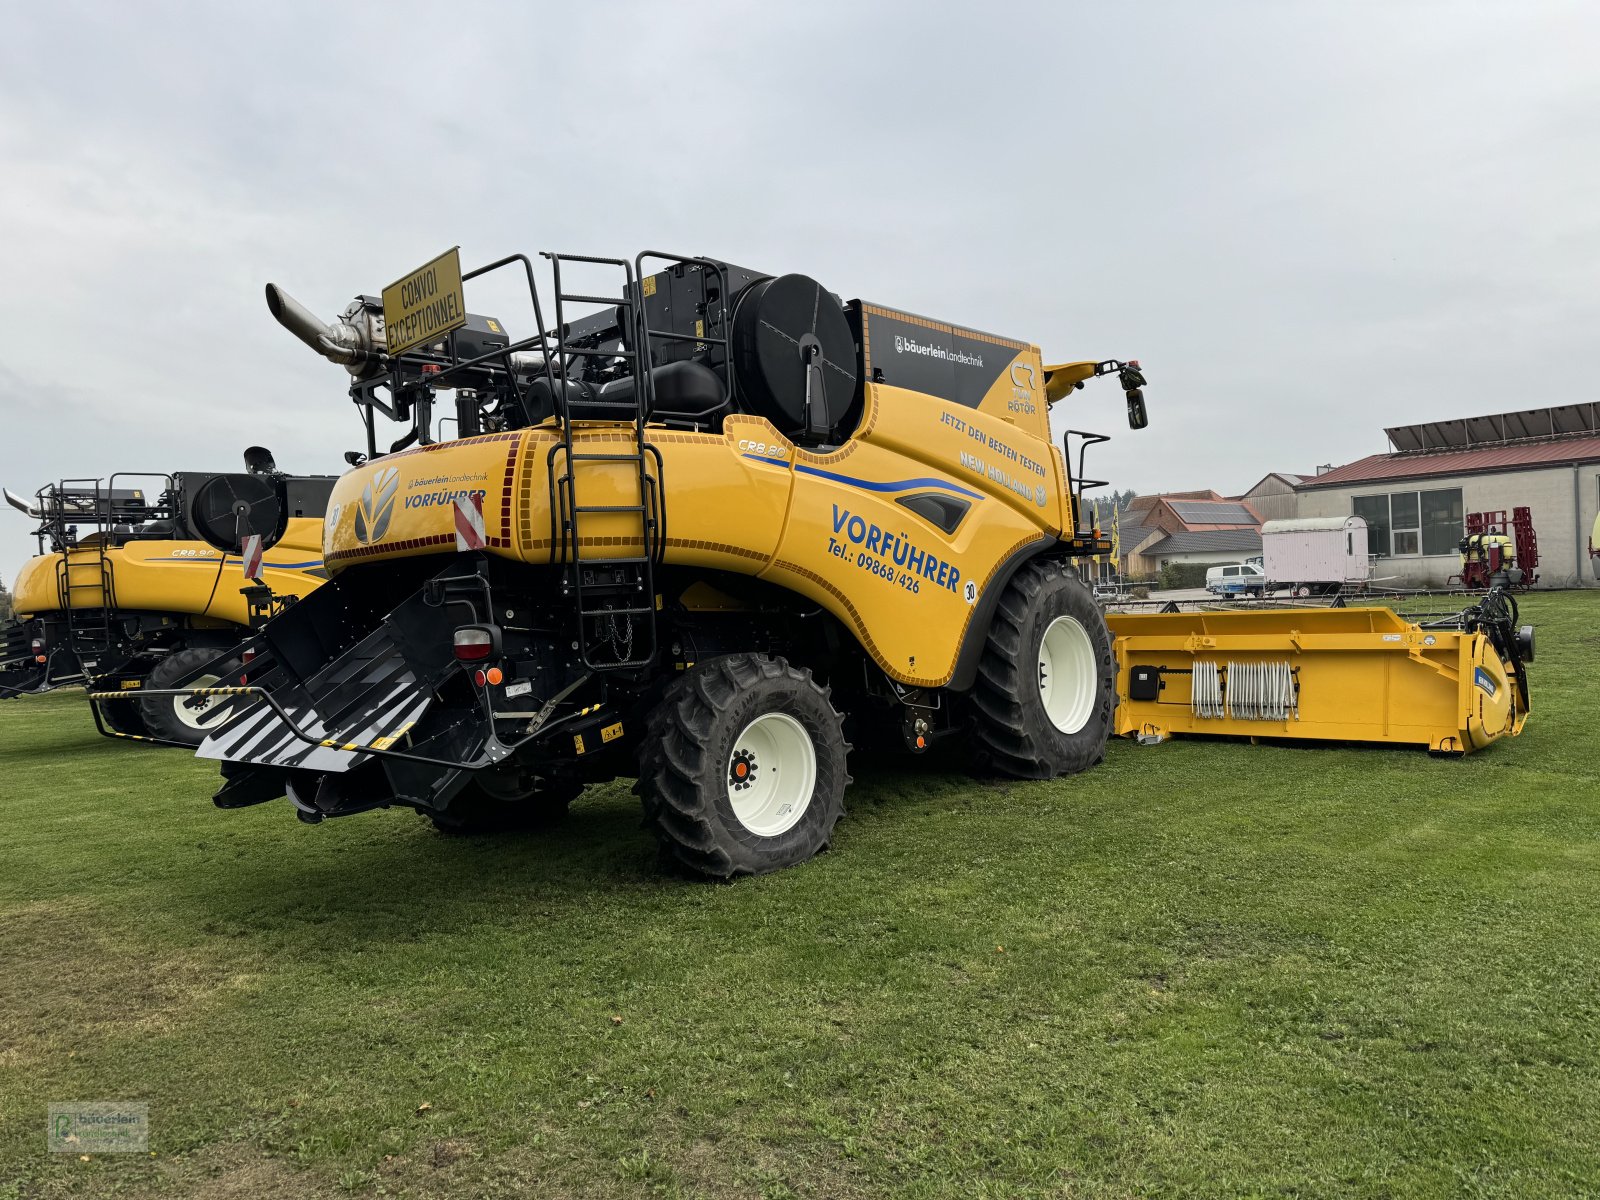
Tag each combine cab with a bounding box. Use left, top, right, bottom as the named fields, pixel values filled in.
left=128, top=248, right=1149, bottom=875
left=4, top=454, right=333, bottom=743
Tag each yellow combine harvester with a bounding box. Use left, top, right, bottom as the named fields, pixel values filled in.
left=118, top=247, right=1531, bottom=877
left=2, top=454, right=331, bottom=743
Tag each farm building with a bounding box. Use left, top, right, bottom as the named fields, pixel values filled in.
left=1239, top=472, right=1316, bottom=522
left=1119, top=492, right=1263, bottom=576
left=1296, top=404, right=1600, bottom=588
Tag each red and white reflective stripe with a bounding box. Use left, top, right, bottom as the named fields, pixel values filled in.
left=241, top=534, right=265, bottom=582
left=454, top=493, right=486, bottom=552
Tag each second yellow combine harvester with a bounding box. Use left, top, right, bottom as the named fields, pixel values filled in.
left=3, top=454, right=331, bottom=743
left=112, top=247, right=1531, bottom=877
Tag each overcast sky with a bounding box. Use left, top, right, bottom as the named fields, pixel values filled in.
left=2, top=1, right=1597, bottom=575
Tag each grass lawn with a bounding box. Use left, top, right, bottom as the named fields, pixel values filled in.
left=1, top=591, right=1596, bottom=1198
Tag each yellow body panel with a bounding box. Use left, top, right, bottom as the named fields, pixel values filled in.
left=321, top=382, right=1080, bottom=688
left=1107, top=607, right=1528, bottom=753
left=12, top=517, right=327, bottom=627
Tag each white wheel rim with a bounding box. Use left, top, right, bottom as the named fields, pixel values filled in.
left=172, top=673, right=224, bottom=731
left=726, top=712, right=817, bottom=837
left=1038, top=616, right=1097, bottom=735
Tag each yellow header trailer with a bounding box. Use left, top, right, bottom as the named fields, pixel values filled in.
left=1107, top=599, right=1530, bottom=754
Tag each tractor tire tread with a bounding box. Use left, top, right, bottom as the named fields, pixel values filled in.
left=635, top=653, right=847, bottom=880
left=969, top=560, right=1116, bottom=780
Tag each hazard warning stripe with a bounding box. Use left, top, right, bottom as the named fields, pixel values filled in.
left=454, top=493, right=487, bottom=551
left=241, top=534, right=264, bottom=583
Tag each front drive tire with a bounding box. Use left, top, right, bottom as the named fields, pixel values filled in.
left=636, top=654, right=849, bottom=880
left=970, top=561, right=1115, bottom=780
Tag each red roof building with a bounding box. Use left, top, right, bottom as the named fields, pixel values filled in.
left=1295, top=404, right=1600, bottom=588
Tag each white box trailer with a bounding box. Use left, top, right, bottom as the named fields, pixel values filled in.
left=1262, top=516, right=1371, bottom=596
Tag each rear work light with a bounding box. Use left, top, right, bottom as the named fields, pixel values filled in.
left=453, top=624, right=501, bottom=662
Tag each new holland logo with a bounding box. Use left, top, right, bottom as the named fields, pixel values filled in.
left=354, top=467, right=400, bottom=545
left=323, top=503, right=341, bottom=556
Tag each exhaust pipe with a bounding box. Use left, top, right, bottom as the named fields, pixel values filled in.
left=4, top=488, right=93, bottom=519
left=4, top=488, right=40, bottom=518
left=265, top=283, right=338, bottom=356
left=265, top=283, right=377, bottom=371
left=266, top=282, right=543, bottom=378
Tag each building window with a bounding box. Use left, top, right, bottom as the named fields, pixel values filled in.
left=1421, top=488, right=1465, bottom=556
left=1353, top=487, right=1463, bottom=557
left=1390, top=491, right=1420, bottom=556
left=1353, top=494, right=1391, bottom=556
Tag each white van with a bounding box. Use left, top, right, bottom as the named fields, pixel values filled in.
left=1205, top=562, right=1266, bottom=597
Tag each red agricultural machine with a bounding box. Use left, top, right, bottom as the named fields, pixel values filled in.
left=1453, top=507, right=1538, bottom=590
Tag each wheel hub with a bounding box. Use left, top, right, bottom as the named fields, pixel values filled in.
left=728, top=749, right=759, bottom=792
left=1038, top=616, right=1097, bottom=735
left=725, top=712, right=817, bottom=837
left=173, top=673, right=223, bottom=731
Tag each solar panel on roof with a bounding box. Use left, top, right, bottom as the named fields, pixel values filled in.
left=1169, top=501, right=1256, bottom=524
left=1386, top=403, right=1600, bottom=454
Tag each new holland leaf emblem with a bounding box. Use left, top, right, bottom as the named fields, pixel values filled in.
left=354, top=467, right=400, bottom=545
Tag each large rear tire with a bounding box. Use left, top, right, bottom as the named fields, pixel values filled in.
left=970, top=561, right=1115, bottom=779
left=137, top=647, right=234, bottom=746
left=636, top=654, right=849, bottom=879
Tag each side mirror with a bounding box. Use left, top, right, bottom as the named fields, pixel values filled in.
left=1125, top=387, right=1148, bottom=430
left=1118, top=363, right=1149, bottom=430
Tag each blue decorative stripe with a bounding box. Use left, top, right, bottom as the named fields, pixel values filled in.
left=741, top=454, right=984, bottom=502
left=140, top=556, right=325, bottom=569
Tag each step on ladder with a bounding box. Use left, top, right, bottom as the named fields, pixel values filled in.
left=542, top=253, right=663, bottom=671
left=52, top=479, right=115, bottom=659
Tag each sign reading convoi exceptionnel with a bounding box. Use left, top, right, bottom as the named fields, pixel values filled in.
left=382, top=247, right=467, bottom=356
